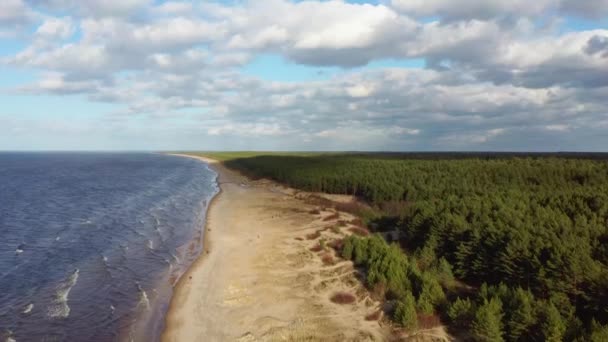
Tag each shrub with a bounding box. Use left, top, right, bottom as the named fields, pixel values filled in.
left=341, top=236, right=354, bottom=260
left=323, top=212, right=340, bottom=221
left=306, top=231, right=321, bottom=240
left=321, top=253, right=335, bottom=265
left=330, top=292, right=356, bottom=304
left=309, top=244, right=323, bottom=252
left=349, top=227, right=370, bottom=236
left=365, top=310, right=382, bottom=321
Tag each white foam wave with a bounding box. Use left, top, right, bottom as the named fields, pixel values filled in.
left=147, top=239, right=154, bottom=250
left=47, top=269, right=79, bottom=319
left=15, top=244, right=24, bottom=255
left=136, top=284, right=150, bottom=311
left=170, top=253, right=180, bottom=264
left=22, top=303, right=34, bottom=314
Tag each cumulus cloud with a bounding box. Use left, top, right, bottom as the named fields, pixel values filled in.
left=390, top=0, right=608, bottom=20
left=29, top=0, right=152, bottom=18
left=35, top=17, right=74, bottom=40
left=390, top=0, right=551, bottom=21
left=2, top=0, right=607, bottom=150
left=0, top=0, right=32, bottom=25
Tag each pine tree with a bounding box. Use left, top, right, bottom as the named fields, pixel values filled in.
left=540, top=303, right=566, bottom=342
left=506, top=288, right=536, bottom=342
left=471, top=297, right=504, bottom=342
left=590, top=320, right=608, bottom=342
left=394, top=291, right=418, bottom=331
left=447, top=297, right=474, bottom=328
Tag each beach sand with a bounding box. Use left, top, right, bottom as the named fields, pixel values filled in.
left=161, top=155, right=389, bottom=341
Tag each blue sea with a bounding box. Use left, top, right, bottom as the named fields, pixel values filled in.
left=0, top=153, right=218, bottom=342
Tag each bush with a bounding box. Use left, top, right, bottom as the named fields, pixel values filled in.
left=365, top=310, right=382, bottom=321
left=330, top=292, right=356, bottom=304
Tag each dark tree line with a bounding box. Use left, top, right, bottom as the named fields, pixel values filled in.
left=223, top=154, right=608, bottom=340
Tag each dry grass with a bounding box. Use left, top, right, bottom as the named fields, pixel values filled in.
left=330, top=292, right=357, bottom=304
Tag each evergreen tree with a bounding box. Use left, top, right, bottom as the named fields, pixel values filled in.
left=505, top=288, right=536, bottom=342
left=447, top=297, right=474, bottom=328
left=590, top=320, right=608, bottom=342
left=540, top=303, right=566, bottom=342
left=471, top=297, right=504, bottom=342
left=394, top=291, right=418, bottom=330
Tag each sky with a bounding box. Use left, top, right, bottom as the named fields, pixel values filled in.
left=0, top=0, right=607, bottom=151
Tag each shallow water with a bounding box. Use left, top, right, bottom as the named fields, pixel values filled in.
left=0, top=153, right=218, bottom=341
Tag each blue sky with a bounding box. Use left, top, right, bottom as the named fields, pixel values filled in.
left=1, top=0, right=607, bottom=151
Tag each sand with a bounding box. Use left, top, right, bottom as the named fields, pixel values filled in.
left=161, top=155, right=390, bottom=341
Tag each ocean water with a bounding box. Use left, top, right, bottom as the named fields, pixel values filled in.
left=0, top=153, right=218, bottom=341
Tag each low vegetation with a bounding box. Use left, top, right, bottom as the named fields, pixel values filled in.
left=330, top=292, right=357, bottom=304
left=194, top=152, right=608, bottom=340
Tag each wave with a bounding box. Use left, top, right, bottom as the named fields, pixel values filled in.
left=47, top=269, right=79, bottom=319
left=135, top=284, right=150, bottom=311
left=22, top=303, right=34, bottom=314
left=15, top=243, right=25, bottom=255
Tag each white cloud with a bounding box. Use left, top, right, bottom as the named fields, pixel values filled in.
left=3, top=0, right=608, bottom=150
left=207, top=123, right=287, bottom=137
left=390, top=0, right=608, bottom=20
left=35, top=17, right=74, bottom=39
left=545, top=124, right=570, bottom=131
left=0, top=0, right=31, bottom=24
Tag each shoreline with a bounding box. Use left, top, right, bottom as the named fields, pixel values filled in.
left=160, top=154, right=226, bottom=341
left=161, top=154, right=388, bottom=341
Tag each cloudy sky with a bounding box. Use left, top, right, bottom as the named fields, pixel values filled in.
left=1, top=0, right=607, bottom=151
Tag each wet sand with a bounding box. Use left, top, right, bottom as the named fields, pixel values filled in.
left=161, top=155, right=389, bottom=341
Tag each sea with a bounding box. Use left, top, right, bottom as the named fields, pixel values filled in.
left=0, top=153, right=218, bottom=342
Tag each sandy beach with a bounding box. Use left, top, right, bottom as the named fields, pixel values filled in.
left=161, top=155, right=389, bottom=341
